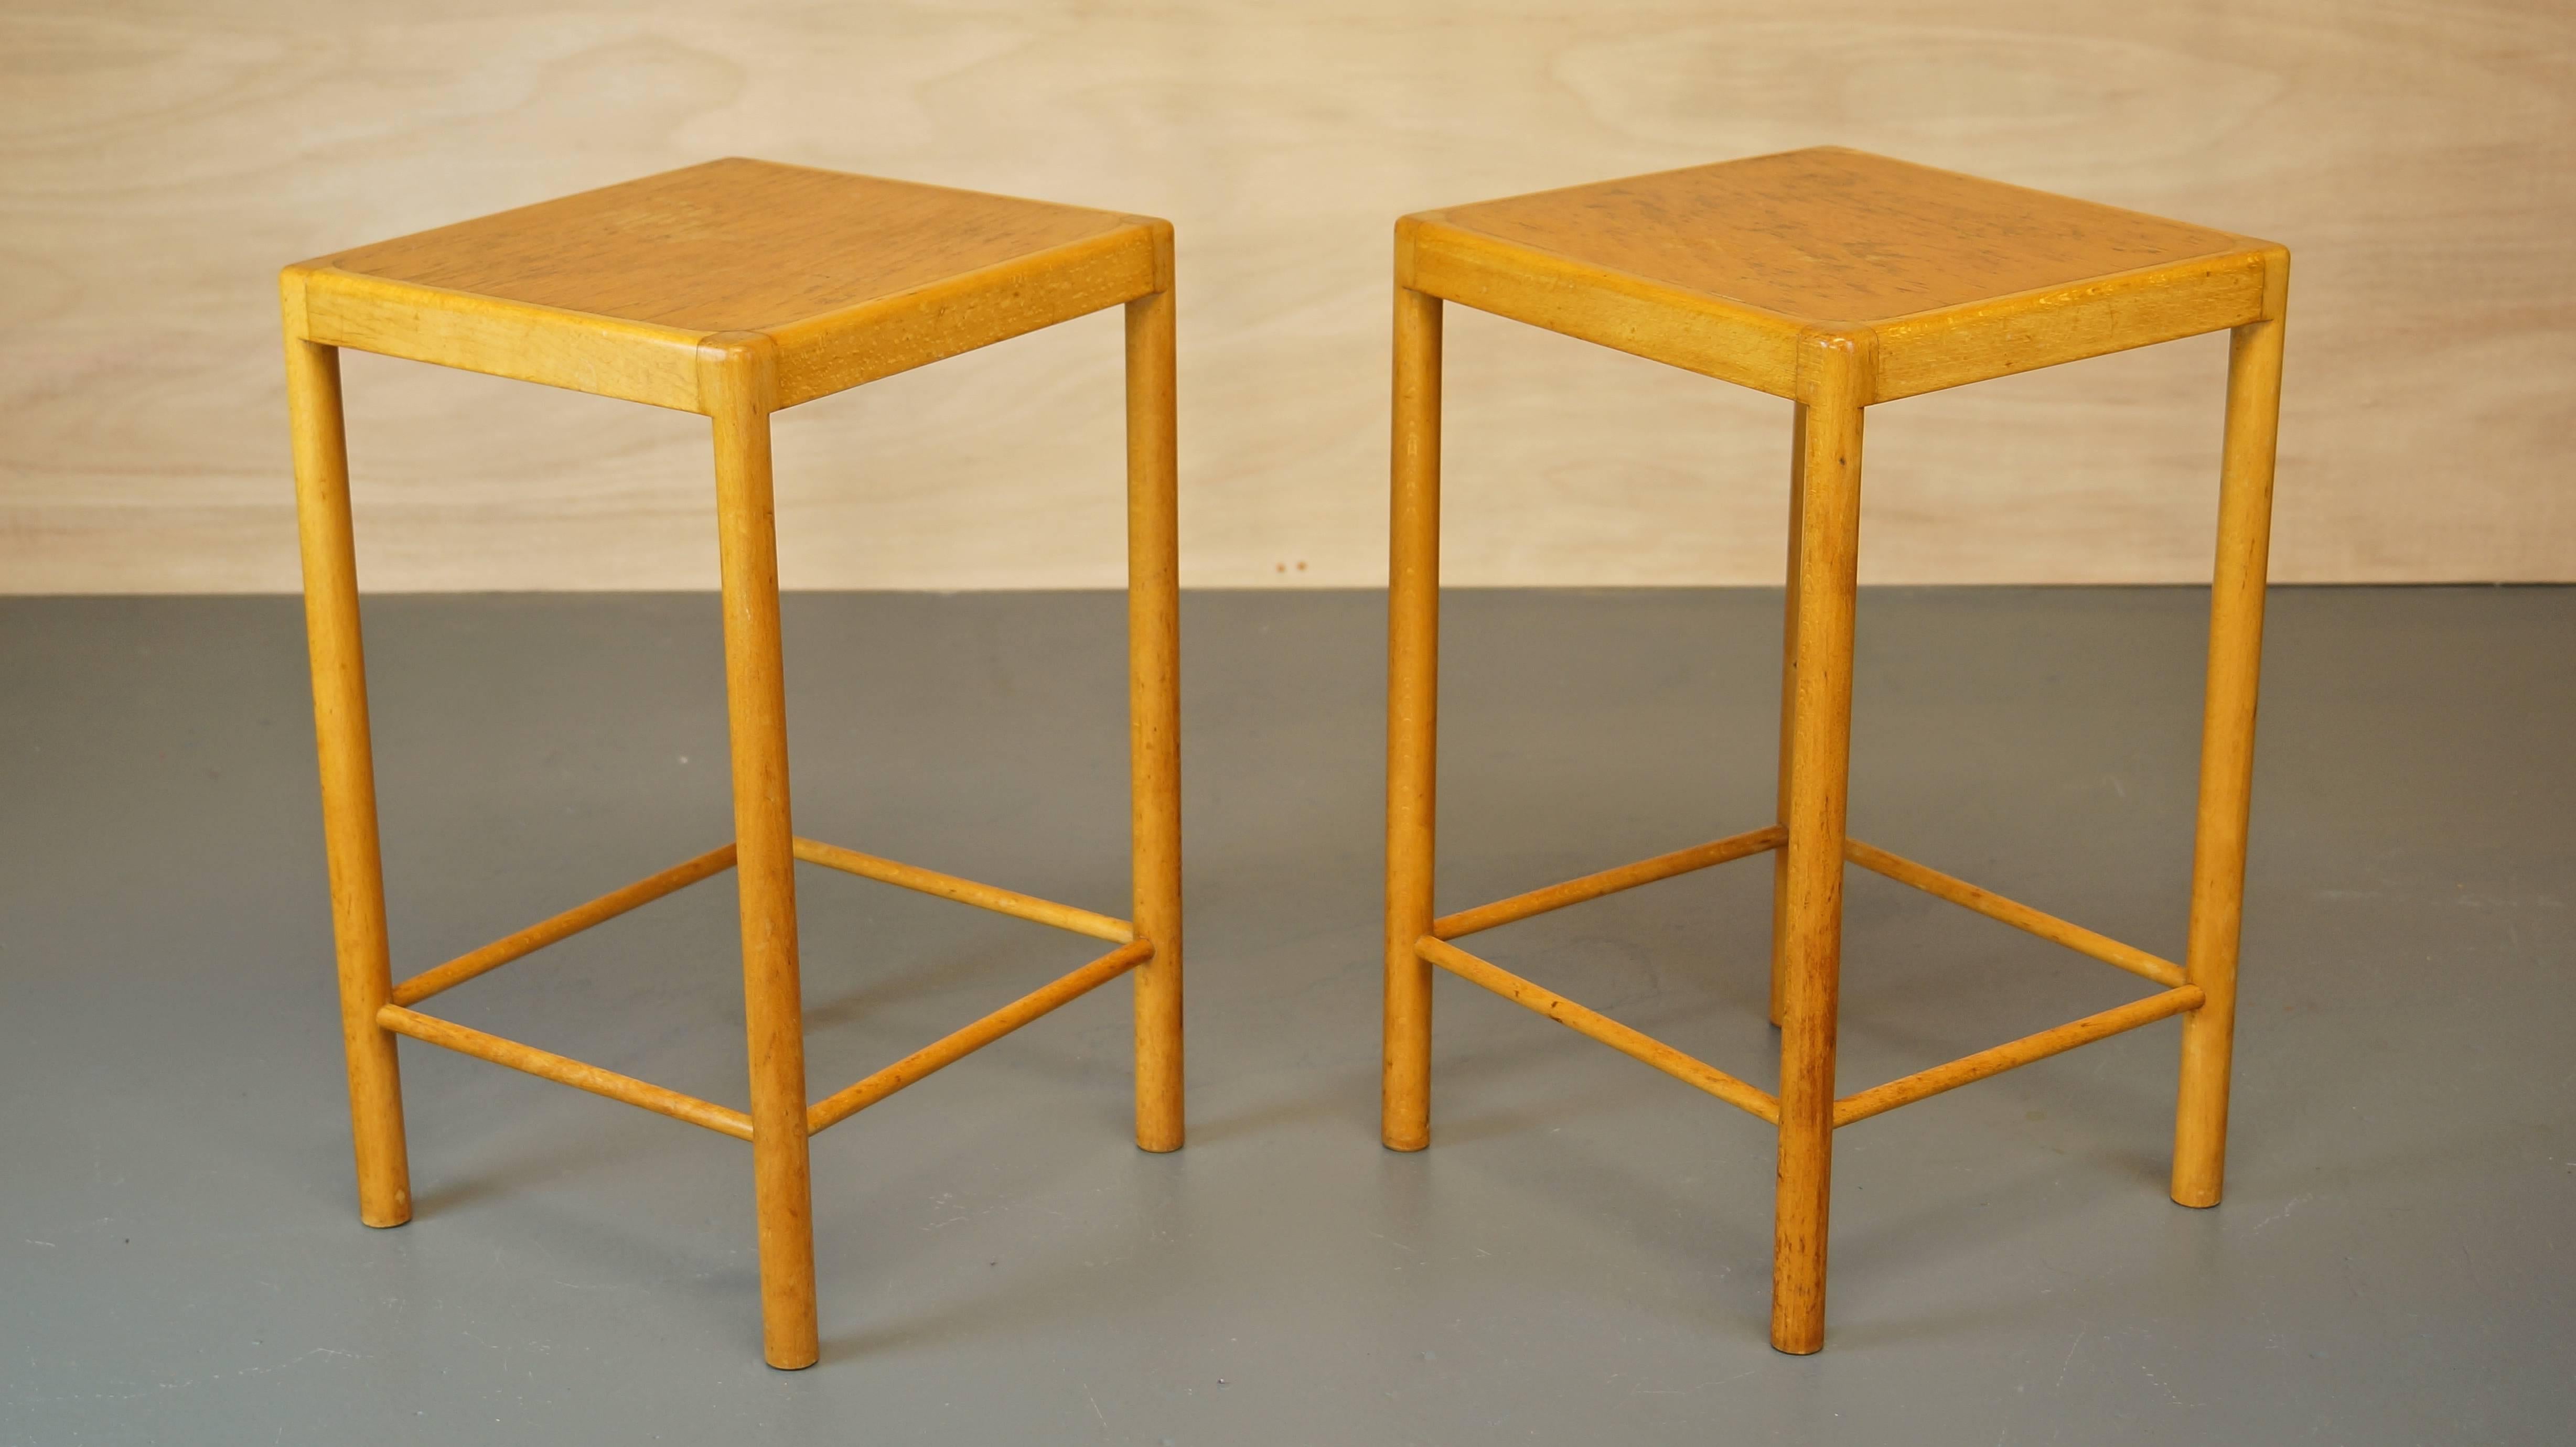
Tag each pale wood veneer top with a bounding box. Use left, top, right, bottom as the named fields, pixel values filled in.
left=1426, top=147, right=2253, bottom=326
left=311, top=157, right=1142, bottom=333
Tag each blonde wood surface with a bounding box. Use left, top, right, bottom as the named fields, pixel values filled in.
left=1380, top=286, right=1442, bottom=1153
left=277, top=162, right=1188, bottom=1364
left=1430, top=825, right=1784, bottom=940
left=1832, top=986, right=2205, bottom=1129
left=806, top=940, right=1155, bottom=1136
left=1409, top=148, right=2279, bottom=405
left=1125, top=287, right=1187, bottom=1153
left=277, top=168, right=1179, bottom=1359
left=789, top=836, right=1132, bottom=944
left=287, top=263, right=707, bottom=414
left=768, top=221, right=1161, bottom=409
left=1400, top=213, right=1810, bottom=402
left=1415, top=937, right=1780, bottom=1125
left=1769, top=335, right=1867, bottom=1356
left=13, top=1, right=2563, bottom=592
left=704, top=339, right=818, bottom=1370
left=1870, top=245, right=2275, bottom=403
left=1384, top=139, right=2291, bottom=1357
left=388, top=844, right=739, bottom=1007
left=2173, top=313, right=2288, bottom=1208
left=285, top=335, right=411, bottom=1230
left=1844, top=838, right=2189, bottom=990
left=1441, top=147, right=2246, bottom=323
left=377, top=1006, right=756, bottom=1142
left=1768, top=402, right=1808, bottom=1030
left=323, top=159, right=1136, bottom=333
left=288, top=158, right=1163, bottom=414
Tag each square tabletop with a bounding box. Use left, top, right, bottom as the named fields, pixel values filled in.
left=314, top=158, right=1142, bottom=333
left=287, top=159, right=1169, bottom=412
left=1401, top=147, right=2282, bottom=402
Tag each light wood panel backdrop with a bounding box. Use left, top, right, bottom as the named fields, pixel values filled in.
left=4, top=0, right=2570, bottom=591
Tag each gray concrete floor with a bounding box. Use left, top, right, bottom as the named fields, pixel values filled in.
left=1, top=587, right=2569, bottom=1445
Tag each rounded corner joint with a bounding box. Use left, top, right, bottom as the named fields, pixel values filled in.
left=695, top=330, right=780, bottom=413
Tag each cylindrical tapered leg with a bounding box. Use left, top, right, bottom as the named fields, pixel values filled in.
left=1383, top=287, right=1443, bottom=1152
left=1768, top=401, right=1810, bottom=1030
left=1772, top=344, right=1867, bottom=1355
left=287, top=334, right=412, bottom=1230
left=2172, top=314, right=2287, bottom=1208
left=706, top=343, right=817, bottom=1370
left=1126, top=288, right=1186, bottom=1153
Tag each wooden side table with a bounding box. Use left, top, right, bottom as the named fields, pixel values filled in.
left=1380, top=147, right=2287, bottom=1353
left=280, top=159, right=1184, bottom=1369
